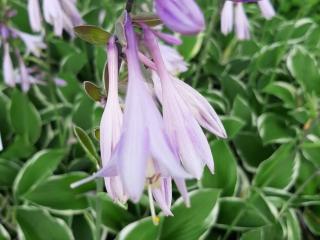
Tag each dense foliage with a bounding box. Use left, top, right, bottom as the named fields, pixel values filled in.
left=1, top=0, right=320, bottom=239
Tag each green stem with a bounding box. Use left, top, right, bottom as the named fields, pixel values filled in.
left=95, top=179, right=104, bottom=240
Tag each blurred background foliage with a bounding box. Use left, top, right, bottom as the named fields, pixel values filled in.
left=1, top=0, right=320, bottom=239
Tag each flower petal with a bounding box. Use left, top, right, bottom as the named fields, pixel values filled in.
left=221, top=1, right=234, bottom=35
left=235, top=3, right=250, bottom=40
left=155, top=0, right=205, bottom=35
left=28, top=0, right=42, bottom=32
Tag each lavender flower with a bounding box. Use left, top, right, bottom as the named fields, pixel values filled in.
left=258, top=0, right=276, bottom=20
left=72, top=14, right=190, bottom=216
left=28, top=0, right=84, bottom=37
left=221, top=0, right=234, bottom=35
left=0, top=25, right=61, bottom=91
left=111, top=13, right=189, bottom=201
left=221, top=0, right=275, bottom=40
left=13, top=30, right=46, bottom=57
left=3, top=43, right=15, bottom=87
left=155, top=0, right=205, bottom=35
left=28, top=0, right=42, bottom=32
left=140, top=41, right=227, bottom=139
left=100, top=36, right=127, bottom=203
left=17, top=57, right=45, bottom=92
left=235, top=2, right=250, bottom=40
left=72, top=1, right=227, bottom=220
left=144, top=27, right=214, bottom=178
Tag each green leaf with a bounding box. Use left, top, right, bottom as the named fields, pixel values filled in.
left=160, top=189, right=220, bottom=240
left=253, top=143, right=299, bottom=189
left=89, top=193, right=135, bottom=233
left=263, top=81, right=297, bottom=108
left=23, top=173, right=94, bottom=213
left=57, top=73, right=82, bottom=103
left=234, top=132, right=273, bottom=170
left=217, top=191, right=276, bottom=230
left=178, top=33, right=204, bottom=60
left=286, top=209, right=301, bottom=240
left=221, top=116, right=245, bottom=139
left=201, top=141, right=237, bottom=196
left=231, top=96, right=252, bottom=125
left=241, top=224, right=284, bottom=240
left=221, top=76, right=247, bottom=104
left=254, top=43, right=286, bottom=71
left=16, top=206, right=74, bottom=240
left=13, top=149, right=65, bottom=197
left=71, top=215, right=94, bottom=240
left=73, top=126, right=99, bottom=166
left=0, top=224, right=10, bottom=240
left=118, top=217, right=159, bottom=240
left=72, top=97, right=95, bottom=130
left=301, top=141, right=320, bottom=167
left=74, top=25, right=111, bottom=45
left=61, top=52, right=88, bottom=74
left=0, top=158, right=20, bottom=187
left=10, top=90, right=41, bottom=144
left=303, top=207, right=320, bottom=236
left=257, top=113, right=296, bottom=145
left=0, top=93, right=11, bottom=136
left=0, top=136, right=35, bottom=159
left=287, top=47, right=320, bottom=95
left=83, top=81, right=104, bottom=102
left=289, top=108, right=309, bottom=124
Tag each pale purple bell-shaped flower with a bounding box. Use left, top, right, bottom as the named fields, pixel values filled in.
left=158, top=43, right=188, bottom=75
left=72, top=13, right=190, bottom=206
left=41, top=0, right=83, bottom=37
left=60, top=0, right=84, bottom=26
left=155, top=0, right=205, bottom=35
left=139, top=39, right=227, bottom=139
left=221, top=0, right=234, bottom=35
left=258, top=0, right=276, bottom=20
left=3, top=43, right=16, bottom=87
left=220, top=0, right=275, bottom=39
left=144, top=27, right=214, bottom=179
left=71, top=15, right=190, bottom=219
left=43, top=0, right=64, bottom=36
left=99, top=36, right=127, bottom=203
left=28, top=0, right=42, bottom=32
left=17, top=57, right=45, bottom=92
left=13, top=30, right=46, bottom=57
left=173, top=79, right=227, bottom=138
left=110, top=13, right=189, bottom=201
left=235, top=3, right=250, bottom=40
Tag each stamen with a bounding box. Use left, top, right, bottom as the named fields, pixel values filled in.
left=147, top=183, right=160, bottom=225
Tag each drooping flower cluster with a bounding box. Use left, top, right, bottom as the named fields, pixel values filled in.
left=72, top=0, right=226, bottom=223
left=28, top=0, right=84, bottom=37
left=221, top=0, right=276, bottom=40
left=0, top=9, right=65, bottom=91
